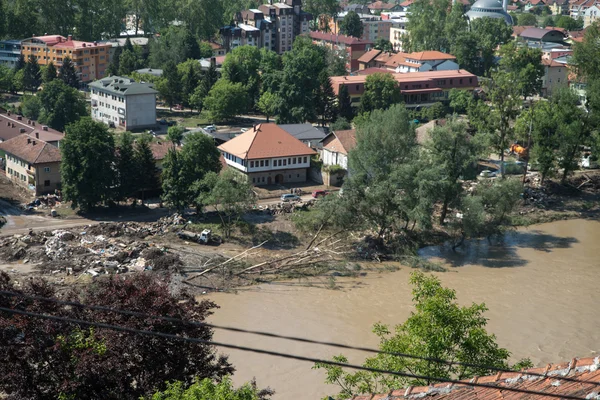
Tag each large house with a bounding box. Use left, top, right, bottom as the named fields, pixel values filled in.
left=218, top=123, right=317, bottom=185
left=542, top=58, right=568, bottom=96
left=0, top=133, right=62, bottom=195
left=330, top=69, right=478, bottom=108
left=0, top=110, right=63, bottom=146
left=20, top=35, right=111, bottom=82
left=328, top=13, right=393, bottom=43
left=89, top=76, right=158, bottom=131
left=358, top=50, right=459, bottom=73
left=0, top=40, right=21, bottom=68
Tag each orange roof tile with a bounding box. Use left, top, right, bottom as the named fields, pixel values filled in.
left=218, top=123, right=317, bottom=160
left=405, top=50, right=456, bottom=61
left=358, top=49, right=383, bottom=64
left=351, top=356, right=600, bottom=400
left=0, top=134, right=61, bottom=164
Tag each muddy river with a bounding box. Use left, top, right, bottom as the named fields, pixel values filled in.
left=208, top=219, right=600, bottom=399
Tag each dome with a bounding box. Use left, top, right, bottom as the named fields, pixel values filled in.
left=465, top=0, right=513, bottom=25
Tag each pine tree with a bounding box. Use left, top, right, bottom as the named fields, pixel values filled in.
left=42, top=61, right=57, bottom=84
left=182, top=63, right=199, bottom=109
left=59, top=57, right=80, bottom=88
left=317, top=71, right=337, bottom=126
left=124, top=37, right=134, bottom=53
left=23, top=55, right=41, bottom=93
left=157, top=60, right=181, bottom=110
left=116, top=131, right=138, bottom=201
left=14, top=54, right=25, bottom=71
left=134, top=134, right=157, bottom=205
left=338, top=85, right=354, bottom=121
left=106, top=46, right=122, bottom=77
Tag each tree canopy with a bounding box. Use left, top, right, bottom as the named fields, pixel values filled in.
left=38, top=79, right=87, bottom=131
left=339, top=11, right=363, bottom=38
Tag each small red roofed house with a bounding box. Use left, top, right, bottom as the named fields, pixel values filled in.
left=217, top=123, right=317, bottom=186
left=320, top=129, right=357, bottom=185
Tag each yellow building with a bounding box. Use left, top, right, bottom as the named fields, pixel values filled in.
left=20, top=35, right=111, bottom=82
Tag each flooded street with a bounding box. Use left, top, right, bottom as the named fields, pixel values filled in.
left=208, top=219, right=600, bottom=399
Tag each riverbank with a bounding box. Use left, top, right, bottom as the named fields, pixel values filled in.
left=207, top=218, right=600, bottom=399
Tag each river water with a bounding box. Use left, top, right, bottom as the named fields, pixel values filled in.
left=207, top=219, right=600, bottom=399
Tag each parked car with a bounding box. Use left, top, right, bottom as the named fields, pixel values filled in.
left=312, top=190, right=330, bottom=198
left=167, top=120, right=177, bottom=126
left=204, top=125, right=216, bottom=133
left=281, top=194, right=301, bottom=202
left=159, top=119, right=168, bottom=125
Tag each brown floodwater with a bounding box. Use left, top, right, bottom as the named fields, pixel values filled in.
left=207, top=219, right=600, bottom=399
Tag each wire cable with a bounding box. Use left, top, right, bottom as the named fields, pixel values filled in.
left=1, top=289, right=597, bottom=387
left=0, top=306, right=590, bottom=400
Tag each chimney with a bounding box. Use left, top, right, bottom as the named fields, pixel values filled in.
left=27, top=119, right=31, bottom=125
left=32, top=121, right=35, bottom=126
left=42, top=125, right=48, bottom=131
left=68, top=34, right=73, bottom=41
left=32, top=140, right=36, bottom=145
left=94, top=41, right=97, bottom=46
left=83, top=43, right=86, bottom=47
left=27, top=138, right=31, bottom=144
left=17, top=116, right=22, bottom=120
left=20, top=128, right=26, bottom=133
left=35, top=132, right=39, bottom=139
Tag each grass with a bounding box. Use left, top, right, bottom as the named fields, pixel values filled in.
left=156, top=110, right=211, bottom=128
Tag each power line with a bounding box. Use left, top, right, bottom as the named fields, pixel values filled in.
left=0, top=306, right=590, bottom=400
left=1, top=289, right=597, bottom=387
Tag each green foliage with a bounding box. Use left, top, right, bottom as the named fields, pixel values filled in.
left=197, top=169, right=256, bottom=238
left=339, top=11, right=364, bottom=38
left=257, top=91, right=279, bottom=122
left=203, top=78, right=248, bottom=122
left=42, top=61, right=57, bottom=83
left=330, top=117, right=352, bottom=131
left=221, top=45, right=261, bottom=107
left=405, top=0, right=454, bottom=52
left=135, top=134, right=158, bottom=202
left=555, top=15, right=583, bottom=30
left=374, top=38, right=394, bottom=52
left=303, top=0, right=339, bottom=19
left=57, top=328, right=107, bottom=357
left=60, top=118, right=115, bottom=211
left=38, top=79, right=88, bottom=131
left=22, top=54, right=41, bottom=93
left=315, top=272, right=529, bottom=399
left=359, top=73, right=401, bottom=113
left=315, top=70, right=337, bottom=126
left=499, top=42, right=544, bottom=98
left=448, top=88, right=473, bottom=114
left=542, top=15, right=555, bottom=27
left=151, top=376, right=272, bottom=400
left=179, top=60, right=202, bottom=109
left=161, top=148, right=188, bottom=213
left=148, top=26, right=203, bottom=68
left=198, top=41, right=214, bottom=58
left=0, top=64, right=15, bottom=93
left=20, top=95, right=42, bottom=120
left=572, top=22, right=600, bottom=82
left=517, top=12, right=537, bottom=26
left=157, top=60, right=182, bottom=110
left=470, top=18, right=513, bottom=75
left=118, top=49, right=140, bottom=76
left=115, top=131, right=138, bottom=200
left=59, top=57, right=79, bottom=89
left=337, top=85, right=354, bottom=121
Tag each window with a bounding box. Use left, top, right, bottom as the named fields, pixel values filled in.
left=288, top=158, right=291, bottom=164
left=356, top=85, right=359, bottom=91
left=283, top=159, right=287, bottom=166
left=44, top=167, right=50, bottom=172
left=44, top=180, right=50, bottom=187
left=252, top=178, right=256, bottom=183
left=459, top=79, right=463, bottom=84
left=265, top=160, right=269, bottom=166
left=260, top=160, right=264, bottom=167
left=303, top=157, right=307, bottom=163
left=469, top=78, right=473, bottom=84
left=262, top=177, right=265, bottom=182
left=450, top=79, right=453, bottom=84
left=250, top=161, right=255, bottom=168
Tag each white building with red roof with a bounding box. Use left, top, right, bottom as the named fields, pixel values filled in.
left=217, top=123, right=317, bottom=185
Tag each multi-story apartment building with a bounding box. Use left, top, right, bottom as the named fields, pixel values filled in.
left=89, top=76, right=157, bottom=130
left=309, top=31, right=372, bottom=72
left=20, top=35, right=111, bottom=82
left=329, top=13, right=393, bottom=43
left=0, top=40, right=22, bottom=68
left=221, top=0, right=312, bottom=54
left=583, top=4, right=600, bottom=26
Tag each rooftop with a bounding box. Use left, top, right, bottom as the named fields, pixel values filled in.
left=278, top=124, right=327, bottom=141
left=0, top=110, right=64, bottom=143
left=309, top=31, right=373, bottom=46
left=218, top=123, right=317, bottom=160
left=89, top=76, right=158, bottom=96
left=134, top=68, right=163, bottom=77
left=520, top=27, right=567, bottom=40
left=322, top=129, right=357, bottom=155
left=0, top=133, right=61, bottom=164
left=352, top=356, right=600, bottom=400
left=358, top=49, right=383, bottom=64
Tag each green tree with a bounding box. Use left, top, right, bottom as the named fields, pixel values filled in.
left=499, top=42, right=544, bottom=98
left=190, top=63, right=219, bottom=113
left=106, top=46, right=122, bottom=77
left=274, top=37, right=327, bottom=123
left=118, top=49, right=139, bottom=76
left=157, top=60, right=182, bottom=110
left=315, top=70, right=337, bottom=126
left=572, top=22, right=600, bottom=82
left=303, top=0, right=339, bottom=22
left=151, top=376, right=272, bottom=400
left=359, top=73, right=401, bottom=114
left=21, top=95, right=42, bottom=120
left=444, top=2, right=469, bottom=43
left=517, top=12, right=538, bottom=26
left=448, top=88, right=473, bottom=114
left=404, top=0, right=451, bottom=52
left=325, top=46, right=348, bottom=77
left=199, top=41, right=214, bottom=58
left=134, top=134, right=158, bottom=204
left=14, top=54, right=25, bottom=71
left=116, top=131, right=138, bottom=201
left=42, top=61, right=57, bottom=83
left=471, top=18, right=513, bottom=75
left=422, top=119, right=483, bottom=224
left=374, top=38, right=393, bottom=52
left=39, top=79, right=88, bottom=131
left=555, top=15, right=583, bottom=30
left=221, top=45, right=261, bottom=107
left=204, top=79, right=249, bottom=122
left=337, top=85, right=354, bottom=121
left=59, top=56, right=79, bottom=88
left=148, top=26, right=205, bottom=68
left=330, top=117, right=352, bottom=131
left=179, top=60, right=202, bottom=109
left=338, top=11, right=363, bottom=38
left=22, top=54, right=41, bottom=93
left=450, top=31, right=481, bottom=74
left=316, top=272, right=531, bottom=399
left=257, top=91, right=279, bottom=122
left=198, top=169, right=256, bottom=238
left=542, top=15, right=555, bottom=27
left=60, top=118, right=115, bottom=211
left=11, top=69, right=23, bottom=93
left=5, top=0, right=39, bottom=39
left=161, top=148, right=187, bottom=212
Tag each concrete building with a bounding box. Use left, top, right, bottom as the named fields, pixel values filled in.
left=330, top=69, right=478, bottom=108
left=89, top=76, right=158, bottom=130
left=569, top=0, right=595, bottom=18
left=20, top=35, right=111, bottom=82
left=465, top=0, right=514, bottom=24
left=0, top=40, right=22, bottom=68
left=309, top=31, right=373, bottom=72
left=547, top=0, right=570, bottom=13
left=541, top=58, right=568, bottom=96
left=329, top=13, right=393, bottom=43
left=583, top=4, right=600, bottom=26
left=218, top=123, right=317, bottom=186
left=383, top=50, right=459, bottom=73
left=0, top=133, right=62, bottom=195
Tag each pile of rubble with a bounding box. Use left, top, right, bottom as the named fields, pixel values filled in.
left=0, top=219, right=186, bottom=278
left=255, top=199, right=317, bottom=215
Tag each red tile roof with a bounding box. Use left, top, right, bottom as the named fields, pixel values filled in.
left=352, top=356, right=600, bottom=400
left=0, top=110, right=64, bottom=143
left=368, top=1, right=399, bottom=9
left=0, top=134, right=61, bottom=164
left=358, top=49, right=383, bottom=64
left=149, top=141, right=177, bottom=160
left=512, top=25, right=535, bottom=36
left=542, top=58, right=565, bottom=67
left=218, top=123, right=317, bottom=160
left=357, top=67, right=392, bottom=75
left=384, top=51, right=456, bottom=69
left=309, top=31, right=373, bottom=46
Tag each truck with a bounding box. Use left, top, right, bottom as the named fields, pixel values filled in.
left=177, top=229, right=220, bottom=245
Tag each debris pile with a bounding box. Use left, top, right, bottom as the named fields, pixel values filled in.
left=0, top=221, right=183, bottom=278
